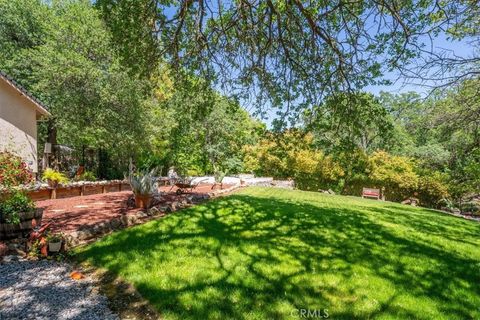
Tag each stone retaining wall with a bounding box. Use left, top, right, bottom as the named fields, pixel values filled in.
left=246, top=179, right=294, bottom=189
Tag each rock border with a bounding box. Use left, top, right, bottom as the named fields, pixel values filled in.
left=64, top=184, right=245, bottom=248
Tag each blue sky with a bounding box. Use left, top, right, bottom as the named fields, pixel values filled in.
left=257, top=33, right=476, bottom=126
left=366, top=34, right=475, bottom=96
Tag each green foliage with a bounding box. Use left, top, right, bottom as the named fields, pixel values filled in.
left=213, top=167, right=226, bottom=184
left=367, top=151, right=419, bottom=201
left=289, top=148, right=344, bottom=192
left=28, top=239, right=42, bottom=258
left=244, top=134, right=455, bottom=205
left=42, top=168, right=68, bottom=185
left=95, top=0, right=159, bottom=79
left=416, top=170, right=450, bottom=208
left=0, top=0, right=50, bottom=62
left=75, top=171, right=97, bottom=182
left=411, top=144, right=451, bottom=168
left=0, top=151, right=34, bottom=187
left=370, top=87, right=479, bottom=205
left=306, top=92, right=394, bottom=153
left=0, top=0, right=148, bottom=172
left=244, top=131, right=344, bottom=191
left=142, top=75, right=262, bottom=175
left=0, top=190, right=35, bottom=224
left=46, top=232, right=64, bottom=243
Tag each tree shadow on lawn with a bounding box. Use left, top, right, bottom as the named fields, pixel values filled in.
left=76, top=194, right=480, bottom=320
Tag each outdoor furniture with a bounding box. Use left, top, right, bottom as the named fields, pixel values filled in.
left=171, top=178, right=208, bottom=195
left=157, top=176, right=170, bottom=186
left=167, top=167, right=179, bottom=186
left=362, top=188, right=381, bottom=200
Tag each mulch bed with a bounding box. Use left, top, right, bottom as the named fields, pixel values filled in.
left=37, top=191, right=142, bottom=233
left=35, top=183, right=235, bottom=237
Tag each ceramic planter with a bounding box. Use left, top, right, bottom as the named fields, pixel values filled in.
left=48, top=241, right=62, bottom=253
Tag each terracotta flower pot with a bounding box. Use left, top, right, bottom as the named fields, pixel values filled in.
left=135, top=194, right=153, bottom=209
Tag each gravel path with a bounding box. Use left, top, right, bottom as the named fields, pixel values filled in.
left=0, top=260, right=118, bottom=320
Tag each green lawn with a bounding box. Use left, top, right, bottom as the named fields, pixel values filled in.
left=76, top=187, right=480, bottom=319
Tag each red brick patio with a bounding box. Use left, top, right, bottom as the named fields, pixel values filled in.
left=36, top=184, right=232, bottom=234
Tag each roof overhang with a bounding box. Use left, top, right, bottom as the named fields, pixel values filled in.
left=0, top=71, right=51, bottom=117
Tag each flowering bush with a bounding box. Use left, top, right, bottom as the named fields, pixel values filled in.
left=0, top=151, right=34, bottom=188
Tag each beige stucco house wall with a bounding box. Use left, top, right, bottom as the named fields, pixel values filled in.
left=0, top=72, right=50, bottom=173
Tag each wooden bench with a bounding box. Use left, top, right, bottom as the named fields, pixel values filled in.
left=362, top=188, right=381, bottom=200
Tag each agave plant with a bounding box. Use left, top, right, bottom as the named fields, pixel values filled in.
left=214, top=170, right=226, bottom=184
left=126, top=168, right=158, bottom=196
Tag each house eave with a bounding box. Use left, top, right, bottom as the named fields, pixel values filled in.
left=0, top=71, right=51, bottom=117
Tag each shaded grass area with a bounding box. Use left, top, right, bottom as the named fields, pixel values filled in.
left=76, top=187, right=480, bottom=319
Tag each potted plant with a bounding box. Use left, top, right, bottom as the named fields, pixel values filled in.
left=0, top=190, right=42, bottom=240
left=46, top=232, right=63, bottom=253
left=127, top=169, right=158, bottom=209
left=42, top=168, right=68, bottom=188
left=212, top=169, right=226, bottom=190
left=0, top=152, right=40, bottom=239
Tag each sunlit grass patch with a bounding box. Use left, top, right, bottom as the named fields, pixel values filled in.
left=76, top=187, right=480, bottom=319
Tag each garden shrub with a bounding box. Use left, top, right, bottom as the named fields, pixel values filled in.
left=290, top=149, right=344, bottom=191
left=460, top=202, right=480, bottom=215
left=335, top=149, right=371, bottom=196
left=243, top=138, right=288, bottom=178
left=242, top=144, right=262, bottom=174
left=244, top=131, right=320, bottom=179
left=0, top=151, right=34, bottom=187
left=0, top=190, right=35, bottom=224
left=0, top=152, right=35, bottom=224
left=416, top=170, right=450, bottom=208
left=344, top=173, right=371, bottom=197
left=368, top=151, right=419, bottom=201
left=74, top=171, right=97, bottom=181
left=244, top=133, right=457, bottom=208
